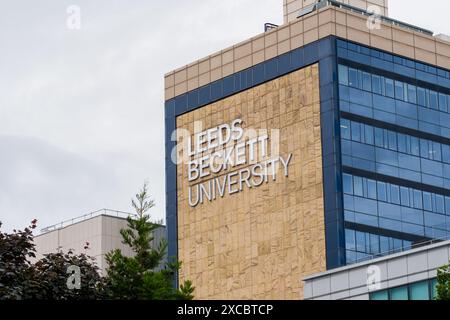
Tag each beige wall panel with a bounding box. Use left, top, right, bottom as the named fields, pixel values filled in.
left=176, top=64, right=326, bottom=300
left=415, top=48, right=437, bottom=65
left=393, top=42, right=415, bottom=60
left=437, top=55, right=450, bottom=70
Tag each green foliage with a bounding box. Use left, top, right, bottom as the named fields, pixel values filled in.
left=103, top=183, right=194, bottom=300
left=436, top=263, right=450, bottom=300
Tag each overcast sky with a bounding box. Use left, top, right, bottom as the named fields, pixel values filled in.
left=0, top=0, right=449, bottom=233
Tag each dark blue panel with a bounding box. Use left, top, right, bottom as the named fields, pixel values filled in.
left=347, top=50, right=371, bottom=65
left=210, top=80, right=222, bottom=101
left=223, top=75, right=235, bottom=96
left=265, top=58, right=278, bottom=79
left=199, top=85, right=211, bottom=106
left=291, top=48, right=304, bottom=70
left=304, top=41, right=319, bottom=65
left=278, top=53, right=291, bottom=75
left=253, top=63, right=265, bottom=85
left=319, top=56, right=334, bottom=85
left=165, top=99, right=175, bottom=118
left=188, top=89, right=199, bottom=109
left=175, top=94, right=187, bottom=114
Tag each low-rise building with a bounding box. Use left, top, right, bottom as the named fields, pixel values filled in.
left=34, top=209, right=166, bottom=273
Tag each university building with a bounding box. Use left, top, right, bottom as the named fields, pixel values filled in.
left=34, top=209, right=166, bottom=274
left=164, top=0, right=450, bottom=299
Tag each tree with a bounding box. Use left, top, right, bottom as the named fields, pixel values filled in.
left=32, top=248, right=104, bottom=299
left=0, top=220, right=103, bottom=300
left=103, top=183, right=194, bottom=300
left=436, top=263, right=450, bottom=300
left=0, top=220, right=38, bottom=299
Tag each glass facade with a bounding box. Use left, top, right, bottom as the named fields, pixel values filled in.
left=338, top=40, right=450, bottom=265
left=168, top=36, right=450, bottom=273
left=343, top=173, right=450, bottom=262
left=341, top=118, right=450, bottom=189
left=339, top=65, right=450, bottom=139
left=370, top=278, right=438, bottom=300
left=345, top=228, right=412, bottom=263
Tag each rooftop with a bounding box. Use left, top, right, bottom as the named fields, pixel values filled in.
left=304, top=0, right=434, bottom=36
left=39, top=209, right=133, bottom=234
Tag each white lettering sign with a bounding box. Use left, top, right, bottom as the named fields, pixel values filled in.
left=185, top=119, right=292, bottom=207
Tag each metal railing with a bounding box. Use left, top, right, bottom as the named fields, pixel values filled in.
left=298, top=0, right=434, bottom=36
left=351, top=232, right=450, bottom=265
left=40, top=208, right=134, bottom=234
left=264, top=23, right=278, bottom=32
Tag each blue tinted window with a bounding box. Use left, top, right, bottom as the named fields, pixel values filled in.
left=446, top=197, right=450, bottom=214
left=341, top=119, right=351, bottom=140
left=356, top=231, right=366, bottom=252
left=370, top=234, right=380, bottom=254
left=393, top=238, right=403, bottom=252
left=432, top=279, right=438, bottom=299
left=401, top=187, right=410, bottom=206
left=374, top=128, right=383, bottom=147
left=433, top=142, right=442, bottom=162
left=429, top=90, right=438, bottom=110
left=351, top=121, right=361, bottom=142
left=398, top=134, right=407, bottom=153
left=364, top=125, right=374, bottom=145
left=343, top=173, right=353, bottom=194
left=371, top=290, right=389, bottom=300
left=365, top=233, right=371, bottom=253
left=377, top=182, right=387, bottom=202
left=345, top=229, right=356, bottom=251
left=420, top=139, right=430, bottom=159
left=417, top=87, right=427, bottom=107
left=410, top=137, right=420, bottom=156
left=346, top=250, right=356, bottom=264
left=407, top=84, right=417, bottom=104
left=424, top=212, right=445, bottom=229
left=435, top=195, right=445, bottom=214
left=388, top=131, right=397, bottom=151
left=354, top=176, right=363, bottom=196
left=380, top=236, right=389, bottom=253
left=423, top=192, right=432, bottom=212
left=395, top=81, right=404, bottom=101
left=416, top=62, right=427, bottom=72
left=443, top=145, right=450, bottom=164
left=390, top=185, right=400, bottom=204
left=367, top=179, right=377, bottom=200
left=362, top=72, right=372, bottom=91
left=391, top=286, right=408, bottom=300
left=413, top=190, right=423, bottom=209
left=439, top=93, right=448, bottom=112
left=349, top=68, right=359, bottom=88
left=410, top=281, right=430, bottom=300
left=338, top=65, right=349, bottom=85
left=403, top=240, right=412, bottom=250
left=385, top=78, right=395, bottom=98
left=372, top=75, right=382, bottom=95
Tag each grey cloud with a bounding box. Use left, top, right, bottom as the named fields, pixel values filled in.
left=0, top=0, right=447, bottom=232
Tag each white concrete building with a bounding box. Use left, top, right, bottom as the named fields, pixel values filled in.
left=34, top=209, right=166, bottom=273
